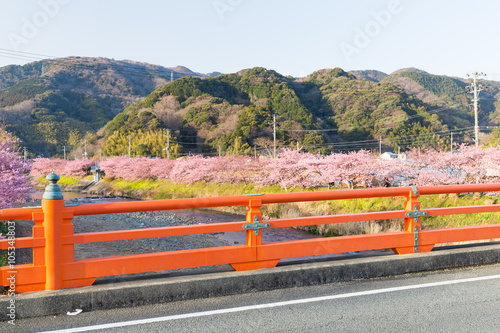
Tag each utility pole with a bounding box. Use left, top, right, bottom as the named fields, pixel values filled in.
left=41, top=63, right=45, bottom=76
left=466, top=72, right=486, bottom=148
left=450, top=132, right=454, bottom=152
left=63, top=146, right=66, bottom=160
left=171, top=71, right=174, bottom=82
left=165, top=129, right=170, bottom=159
left=273, top=114, right=277, bottom=158
left=379, top=136, right=382, bottom=155
left=127, top=135, right=132, bottom=158
left=218, top=145, right=221, bottom=157
left=84, top=139, right=88, bottom=159
left=23, top=147, right=27, bottom=160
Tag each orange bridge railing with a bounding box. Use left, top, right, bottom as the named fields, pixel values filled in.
left=2, top=173, right=500, bottom=292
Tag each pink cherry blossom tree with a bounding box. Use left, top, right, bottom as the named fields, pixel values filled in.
left=260, top=149, right=319, bottom=190
left=0, top=130, right=32, bottom=209
left=29, top=144, right=500, bottom=190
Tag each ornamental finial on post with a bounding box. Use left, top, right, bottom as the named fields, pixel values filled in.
left=42, top=172, right=64, bottom=200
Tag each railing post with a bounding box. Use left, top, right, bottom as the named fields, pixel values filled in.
left=230, top=199, right=279, bottom=271
left=42, top=172, right=65, bottom=290
left=404, top=186, right=420, bottom=235
left=245, top=199, right=262, bottom=247
left=393, top=186, right=433, bottom=254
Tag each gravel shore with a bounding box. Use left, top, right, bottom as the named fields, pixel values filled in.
left=73, top=210, right=230, bottom=259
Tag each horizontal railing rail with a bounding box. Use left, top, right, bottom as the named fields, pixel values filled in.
left=1, top=173, right=500, bottom=292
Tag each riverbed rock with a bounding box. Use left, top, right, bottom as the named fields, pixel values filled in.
left=82, top=181, right=114, bottom=196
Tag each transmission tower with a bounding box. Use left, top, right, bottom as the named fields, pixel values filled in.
left=466, top=72, right=486, bottom=148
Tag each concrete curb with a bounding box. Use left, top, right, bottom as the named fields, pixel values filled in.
left=2, top=243, right=500, bottom=320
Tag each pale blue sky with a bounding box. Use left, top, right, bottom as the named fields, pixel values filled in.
left=0, top=0, right=499, bottom=79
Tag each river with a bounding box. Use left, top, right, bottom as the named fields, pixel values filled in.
left=27, top=192, right=389, bottom=264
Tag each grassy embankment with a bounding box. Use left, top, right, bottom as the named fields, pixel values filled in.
left=56, top=175, right=81, bottom=186
left=39, top=176, right=500, bottom=237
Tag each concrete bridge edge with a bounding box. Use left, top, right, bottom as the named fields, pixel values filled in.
left=2, top=243, right=499, bottom=320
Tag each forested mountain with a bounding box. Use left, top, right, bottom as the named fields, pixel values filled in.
left=0, top=57, right=208, bottom=156
left=382, top=69, right=500, bottom=142
left=101, top=67, right=498, bottom=157
left=101, top=67, right=320, bottom=157
left=1, top=58, right=498, bottom=157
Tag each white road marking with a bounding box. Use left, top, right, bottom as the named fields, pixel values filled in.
left=40, top=274, right=500, bottom=332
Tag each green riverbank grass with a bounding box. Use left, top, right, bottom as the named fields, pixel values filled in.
left=36, top=175, right=90, bottom=186
left=57, top=175, right=83, bottom=185
left=105, top=178, right=312, bottom=199
left=420, top=194, right=500, bottom=229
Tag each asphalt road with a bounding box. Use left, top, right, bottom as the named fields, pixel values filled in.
left=4, top=264, right=500, bottom=333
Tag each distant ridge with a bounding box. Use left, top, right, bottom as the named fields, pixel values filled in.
left=391, top=67, right=429, bottom=75
left=349, top=69, right=388, bottom=82
left=1, top=58, right=499, bottom=157
left=0, top=57, right=210, bottom=156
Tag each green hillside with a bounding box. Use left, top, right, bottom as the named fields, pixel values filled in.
left=101, top=67, right=477, bottom=156
left=382, top=69, right=499, bottom=141
left=102, top=67, right=324, bottom=156
left=0, top=57, right=207, bottom=157
left=0, top=62, right=44, bottom=90
left=399, top=71, right=467, bottom=99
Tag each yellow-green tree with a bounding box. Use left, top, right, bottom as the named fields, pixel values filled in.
left=102, top=129, right=181, bottom=157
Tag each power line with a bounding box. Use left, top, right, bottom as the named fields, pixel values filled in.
left=262, top=125, right=481, bottom=152
left=0, top=47, right=54, bottom=58
left=0, top=49, right=185, bottom=82
left=288, top=126, right=481, bottom=152
left=0, top=51, right=42, bottom=62
left=281, top=104, right=464, bottom=134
